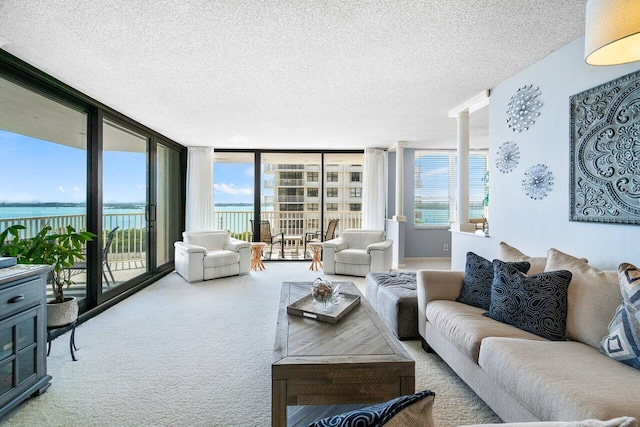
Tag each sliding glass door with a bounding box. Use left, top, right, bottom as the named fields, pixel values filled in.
left=101, top=119, right=149, bottom=295
left=156, top=142, right=183, bottom=267
left=261, top=153, right=322, bottom=259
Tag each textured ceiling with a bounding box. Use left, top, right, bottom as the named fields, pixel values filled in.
left=0, top=1, right=586, bottom=150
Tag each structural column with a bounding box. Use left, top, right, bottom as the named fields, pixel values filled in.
left=389, top=141, right=406, bottom=269
left=451, top=111, right=475, bottom=232
left=393, top=141, right=407, bottom=222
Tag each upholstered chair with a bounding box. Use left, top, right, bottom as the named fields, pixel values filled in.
left=322, top=229, right=393, bottom=277
left=174, top=230, right=251, bottom=283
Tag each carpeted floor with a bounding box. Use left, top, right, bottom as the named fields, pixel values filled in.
left=4, top=259, right=500, bottom=427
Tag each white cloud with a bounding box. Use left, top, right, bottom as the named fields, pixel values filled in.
left=58, top=186, right=65, bottom=193
left=73, top=187, right=80, bottom=192
left=214, top=183, right=253, bottom=196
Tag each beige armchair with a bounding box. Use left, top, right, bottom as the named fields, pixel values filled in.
left=322, top=229, right=393, bottom=277
left=174, top=230, right=251, bottom=283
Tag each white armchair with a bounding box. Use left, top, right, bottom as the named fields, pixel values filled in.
left=174, top=230, right=251, bottom=283
left=322, top=229, right=393, bottom=277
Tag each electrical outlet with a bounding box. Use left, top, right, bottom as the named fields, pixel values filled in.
left=444, top=244, right=449, bottom=251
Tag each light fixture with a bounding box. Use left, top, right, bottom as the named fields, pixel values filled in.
left=585, top=0, right=640, bottom=66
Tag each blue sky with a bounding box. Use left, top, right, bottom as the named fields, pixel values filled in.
left=0, top=130, right=257, bottom=205
left=213, top=162, right=255, bottom=204
left=0, top=130, right=146, bottom=204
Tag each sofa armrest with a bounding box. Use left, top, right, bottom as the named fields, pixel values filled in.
left=416, top=269, right=464, bottom=338
left=366, top=239, right=393, bottom=253
left=174, top=242, right=206, bottom=283
left=174, top=241, right=207, bottom=254
left=225, top=238, right=250, bottom=252
left=322, top=237, right=348, bottom=252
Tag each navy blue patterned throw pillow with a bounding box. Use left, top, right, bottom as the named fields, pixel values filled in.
left=486, top=259, right=572, bottom=341
left=307, top=390, right=435, bottom=427
left=457, top=252, right=530, bottom=310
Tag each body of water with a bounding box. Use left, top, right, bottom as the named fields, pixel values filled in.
left=0, top=205, right=254, bottom=236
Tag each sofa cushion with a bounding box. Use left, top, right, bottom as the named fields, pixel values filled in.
left=203, top=250, right=240, bottom=268
left=545, top=248, right=620, bottom=349
left=458, top=252, right=530, bottom=310
left=342, top=230, right=386, bottom=249
left=335, top=248, right=370, bottom=265
left=184, top=231, right=230, bottom=251
left=486, top=260, right=572, bottom=341
left=600, top=263, right=640, bottom=370
left=498, top=242, right=548, bottom=275
left=478, top=338, right=640, bottom=421
left=426, top=300, right=545, bottom=362
left=307, top=389, right=435, bottom=427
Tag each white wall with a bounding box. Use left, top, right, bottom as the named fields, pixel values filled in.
left=453, top=37, right=640, bottom=271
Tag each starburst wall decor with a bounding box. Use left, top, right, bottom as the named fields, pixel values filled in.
left=506, top=85, right=543, bottom=132
left=495, top=141, right=520, bottom=173
left=522, top=164, right=553, bottom=200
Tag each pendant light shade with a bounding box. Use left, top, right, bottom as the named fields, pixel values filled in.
left=585, top=0, right=640, bottom=66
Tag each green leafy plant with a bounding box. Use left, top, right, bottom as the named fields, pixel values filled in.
left=482, top=171, right=490, bottom=208
left=0, top=224, right=96, bottom=303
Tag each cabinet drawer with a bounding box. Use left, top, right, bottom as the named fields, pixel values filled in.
left=0, top=279, right=42, bottom=319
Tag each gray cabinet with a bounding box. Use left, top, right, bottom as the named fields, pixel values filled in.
left=0, top=265, right=52, bottom=421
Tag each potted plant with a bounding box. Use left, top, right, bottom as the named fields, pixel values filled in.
left=0, top=224, right=96, bottom=326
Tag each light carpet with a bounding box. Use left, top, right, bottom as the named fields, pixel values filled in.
left=5, top=259, right=500, bottom=427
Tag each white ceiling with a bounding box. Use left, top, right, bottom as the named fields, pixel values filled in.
left=0, top=1, right=587, bottom=150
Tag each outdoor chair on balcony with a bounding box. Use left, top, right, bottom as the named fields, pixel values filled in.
left=174, top=230, right=251, bottom=283
left=250, top=220, right=284, bottom=260
left=322, top=229, right=393, bottom=277
left=71, top=226, right=119, bottom=287
left=304, top=218, right=339, bottom=258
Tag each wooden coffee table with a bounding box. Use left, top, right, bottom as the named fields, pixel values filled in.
left=272, top=282, right=415, bottom=426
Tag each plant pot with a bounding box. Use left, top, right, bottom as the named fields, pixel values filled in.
left=47, top=297, right=78, bottom=327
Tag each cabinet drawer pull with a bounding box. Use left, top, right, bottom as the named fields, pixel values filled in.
left=8, top=295, right=25, bottom=304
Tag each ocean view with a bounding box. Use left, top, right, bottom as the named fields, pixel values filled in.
left=0, top=204, right=254, bottom=220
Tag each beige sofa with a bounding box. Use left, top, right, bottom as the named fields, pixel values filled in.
left=417, top=244, right=640, bottom=423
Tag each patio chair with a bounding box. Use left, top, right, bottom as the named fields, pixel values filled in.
left=304, top=218, right=339, bottom=258
left=71, top=226, right=119, bottom=287
left=250, top=220, right=284, bottom=260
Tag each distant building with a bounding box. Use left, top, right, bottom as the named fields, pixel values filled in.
left=263, top=162, right=363, bottom=234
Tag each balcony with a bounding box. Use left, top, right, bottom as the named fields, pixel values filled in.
left=213, top=209, right=362, bottom=258
left=0, top=213, right=147, bottom=299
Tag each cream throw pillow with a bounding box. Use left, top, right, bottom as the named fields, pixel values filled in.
left=498, top=242, right=548, bottom=275
left=545, top=248, right=620, bottom=349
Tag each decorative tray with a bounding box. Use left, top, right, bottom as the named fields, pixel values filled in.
left=287, top=293, right=361, bottom=324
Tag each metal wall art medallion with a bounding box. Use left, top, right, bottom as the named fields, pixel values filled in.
left=506, top=85, right=543, bottom=132
left=496, top=141, right=520, bottom=173
left=570, top=70, right=640, bottom=225
left=522, top=164, right=553, bottom=200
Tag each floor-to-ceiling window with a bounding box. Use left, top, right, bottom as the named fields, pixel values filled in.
left=214, top=150, right=363, bottom=260
left=212, top=152, right=255, bottom=241
left=0, top=52, right=186, bottom=317
left=0, top=74, right=89, bottom=302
